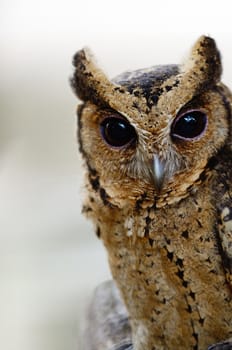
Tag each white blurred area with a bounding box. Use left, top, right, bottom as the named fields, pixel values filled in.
left=0, top=1, right=232, bottom=349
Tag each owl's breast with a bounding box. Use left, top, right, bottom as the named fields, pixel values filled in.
left=97, top=179, right=232, bottom=349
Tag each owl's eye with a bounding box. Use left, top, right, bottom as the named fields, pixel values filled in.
left=171, top=110, right=207, bottom=140
left=100, top=116, right=137, bottom=148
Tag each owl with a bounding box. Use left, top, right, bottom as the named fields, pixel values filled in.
left=71, top=36, right=232, bottom=350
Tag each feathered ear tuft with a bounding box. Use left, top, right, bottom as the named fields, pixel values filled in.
left=70, top=47, right=117, bottom=105
left=182, top=36, right=222, bottom=89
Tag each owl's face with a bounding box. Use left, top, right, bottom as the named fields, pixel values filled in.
left=72, top=37, right=230, bottom=208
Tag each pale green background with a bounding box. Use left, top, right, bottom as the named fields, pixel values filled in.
left=1, top=1, right=232, bottom=349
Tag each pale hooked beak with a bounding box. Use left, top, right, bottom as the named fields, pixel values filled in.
left=152, top=155, right=166, bottom=191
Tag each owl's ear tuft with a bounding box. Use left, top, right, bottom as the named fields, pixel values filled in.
left=182, top=36, right=222, bottom=89
left=70, top=47, right=116, bottom=105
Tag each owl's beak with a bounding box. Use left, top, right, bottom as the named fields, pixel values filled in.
left=152, top=155, right=166, bottom=191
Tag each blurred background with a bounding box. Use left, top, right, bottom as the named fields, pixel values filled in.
left=1, top=1, right=232, bottom=349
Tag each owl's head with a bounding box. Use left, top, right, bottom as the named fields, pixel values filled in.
left=71, top=36, right=231, bottom=209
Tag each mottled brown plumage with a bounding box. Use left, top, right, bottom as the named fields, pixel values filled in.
left=71, top=36, right=232, bottom=350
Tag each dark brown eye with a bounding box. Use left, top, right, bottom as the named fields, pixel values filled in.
left=100, top=116, right=137, bottom=148
left=171, top=110, right=207, bottom=140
